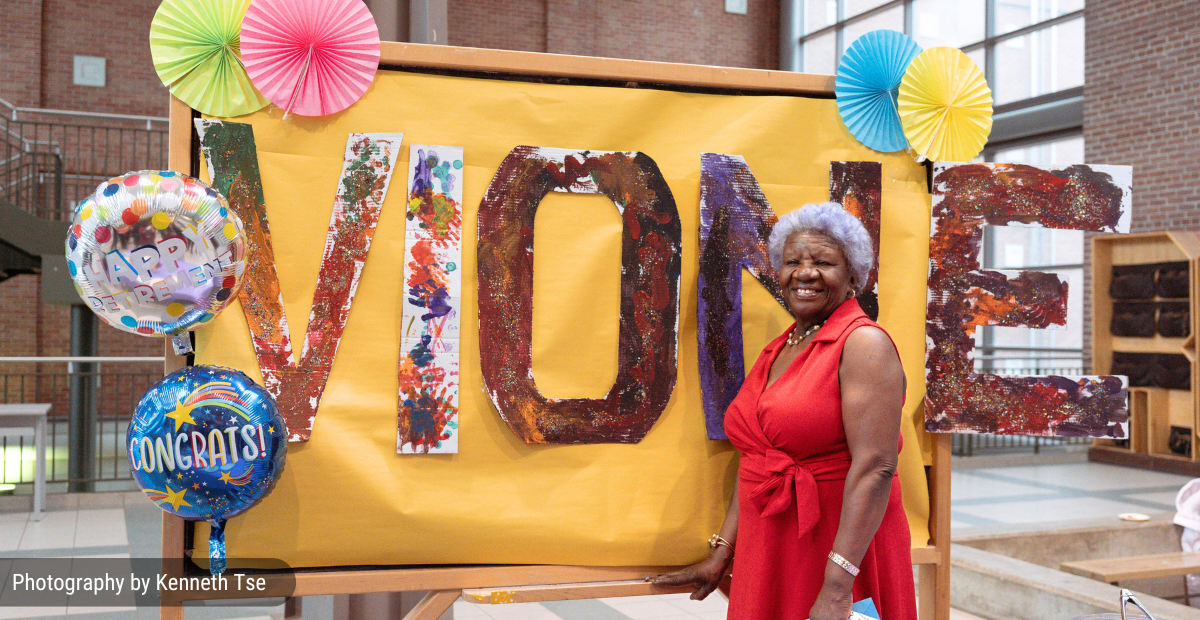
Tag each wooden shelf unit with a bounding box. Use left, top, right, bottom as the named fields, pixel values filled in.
left=1091, top=232, right=1200, bottom=472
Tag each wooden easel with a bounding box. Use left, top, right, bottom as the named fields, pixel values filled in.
left=161, top=42, right=952, bottom=620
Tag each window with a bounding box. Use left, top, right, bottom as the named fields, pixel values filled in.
left=788, top=1, right=1086, bottom=373
left=792, top=0, right=1084, bottom=129
left=911, top=0, right=984, bottom=49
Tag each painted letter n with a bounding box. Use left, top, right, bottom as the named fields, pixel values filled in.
left=698, top=154, right=882, bottom=439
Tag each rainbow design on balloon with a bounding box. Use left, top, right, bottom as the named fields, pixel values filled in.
left=225, top=465, right=255, bottom=486
left=142, top=483, right=191, bottom=511
left=143, top=488, right=169, bottom=502
left=184, top=381, right=254, bottom=422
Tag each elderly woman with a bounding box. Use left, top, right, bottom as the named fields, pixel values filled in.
left=653, top=202, right=916, bottom=620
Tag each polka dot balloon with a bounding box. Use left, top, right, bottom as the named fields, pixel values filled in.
left=66, top=170, right=246, bottom=353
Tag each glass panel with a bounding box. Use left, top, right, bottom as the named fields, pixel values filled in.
left=912, top=0, right=986, bottom=49
left=805, top=0, right=839, bottom=34
left=987, top=226, right=1083, bottom=269
left=843, top=6, right=905, bottom=49
left=845, top=0, right=893, bottom=19
left=994, top=18, right=1084, bottom=105
left=966, top=46, right=985, bottom=72
left=996, top=0, right=1085, bottom=36
left=804, top=31, right=838, bottom=74
left=994, top=135, right=1084, bottom=166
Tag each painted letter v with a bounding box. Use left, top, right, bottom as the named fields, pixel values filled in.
left=195, top=120, right=403, bottom=442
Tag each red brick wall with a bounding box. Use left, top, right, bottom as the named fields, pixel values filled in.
left=38, top=0, right=168, bottom=117
left=1084, top=0, right=1200, bottom=231
left=449, top=0, right=780, bottom=69
left=1, top=0, right=46, bottom=107
left=0, top=274, right=162, bottom=359
left=10, top=0, right=780, bottom=117
left=449, top=0, right=546, bottom=53
left=1082, top=0, right=1200, bottom=367
left=0, top=276, right=44, bottom=358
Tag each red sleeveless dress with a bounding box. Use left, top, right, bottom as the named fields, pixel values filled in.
left=724, top=299, right=917, bottom=620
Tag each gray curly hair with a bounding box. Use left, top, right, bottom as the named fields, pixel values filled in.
left=767, top=202, right=873, bottom=294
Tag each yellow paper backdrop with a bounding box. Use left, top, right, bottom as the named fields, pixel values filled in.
left=192, top=69, right=933, bottom=567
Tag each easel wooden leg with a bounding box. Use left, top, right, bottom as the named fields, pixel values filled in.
left=918, top=563, right=936, bottom=620
left=285, top=596, right=303, bottom=619
left=401, top=590, right=460, bottom=620
left=160, top=511, right=187, bottom=620
left=934, top=554, right=951, bottom=620
left=931, top=434, right=952, bottom=620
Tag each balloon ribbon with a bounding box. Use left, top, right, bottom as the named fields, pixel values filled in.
left=207, top=518, right=227, bottom=576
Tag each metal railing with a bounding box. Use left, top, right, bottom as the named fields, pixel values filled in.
left=953, top=363, right=1095, bottom=456
left=0, top=358, right=163, bottom=490
left=0, top=97, right=168, bottom=220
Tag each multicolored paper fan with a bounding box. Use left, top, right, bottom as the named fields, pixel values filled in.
left=149, top=0, right=270, bottom=118
left=240, top=0, right=381, bottom=117
left=898, top=47, right=994, bottom=162
left=835, top=30, right=923, bottom=152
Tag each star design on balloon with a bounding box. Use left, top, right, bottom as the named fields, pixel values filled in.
left=176, top=473, right=183, bottom=479
left=165, top=399, right=197, bottom=432
left=192, top=483, right=201, bottom=490
left=218, top=471, right=233, bottom=484
left=162, top=484, right=192, bottom=511
left=268, top=426, right=275, bottom=434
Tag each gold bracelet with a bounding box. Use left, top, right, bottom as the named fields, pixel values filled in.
left=708, top=534, right=733, bottom=552
left=828, top=551, right=860, bottom=577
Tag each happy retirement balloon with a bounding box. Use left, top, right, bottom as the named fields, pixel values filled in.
left=128, top=365, right=287, bottom=574
left=66, top=171, right=246, bottom=352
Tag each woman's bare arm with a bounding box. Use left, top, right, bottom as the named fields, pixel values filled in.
left=808, top=325, right=905, bottom=620
left=647, top=478, right=739, bottom=600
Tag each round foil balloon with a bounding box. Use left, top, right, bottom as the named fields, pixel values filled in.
left=66, top=171, right=246, bottom=352
left=128, top=365, right=286, bottom=574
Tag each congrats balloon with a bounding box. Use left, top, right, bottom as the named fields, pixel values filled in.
left=128, top=365, right=286, bottom=574
left=66, top=171, right=246, bottom=354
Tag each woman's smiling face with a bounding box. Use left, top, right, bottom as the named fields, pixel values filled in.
left=777, top=231, right=854, bottom=324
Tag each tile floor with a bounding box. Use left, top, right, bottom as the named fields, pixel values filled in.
left=948, top=462, right=1194, bottom=532
left=0, top=460, right=1194, bottom=620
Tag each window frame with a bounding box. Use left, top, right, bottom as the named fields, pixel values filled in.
left=793, top=0, right=1084, bottom=143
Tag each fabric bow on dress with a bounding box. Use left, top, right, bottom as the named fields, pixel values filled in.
left=742, top=448, right=852, bottom=539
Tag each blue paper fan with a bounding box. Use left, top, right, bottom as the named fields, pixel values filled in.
left=836, top=29, right=923, bottom=152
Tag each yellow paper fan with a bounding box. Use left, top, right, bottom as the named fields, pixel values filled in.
left=897, top=47, right=993, bottom=162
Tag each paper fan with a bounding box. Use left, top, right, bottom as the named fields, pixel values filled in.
left=149, top=0, right=270, bottom=118
left=898, top=47, right=993, bottom=162
left=835, top=30, right=923, bottom=152
left=240, top=0, right=381, bottom=117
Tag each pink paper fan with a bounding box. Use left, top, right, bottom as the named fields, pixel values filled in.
left=240, top=0, right=381, bottom=117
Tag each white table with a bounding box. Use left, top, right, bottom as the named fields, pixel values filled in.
left=0, top=404, right=50, bottom=520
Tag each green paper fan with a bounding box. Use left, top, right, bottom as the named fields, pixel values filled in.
left=150, top=0, right=270, bottom=118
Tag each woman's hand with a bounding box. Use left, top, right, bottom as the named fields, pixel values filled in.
left=646, top=546, right=732, bottom=600
left=807, top=581, right=853, bottom=620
